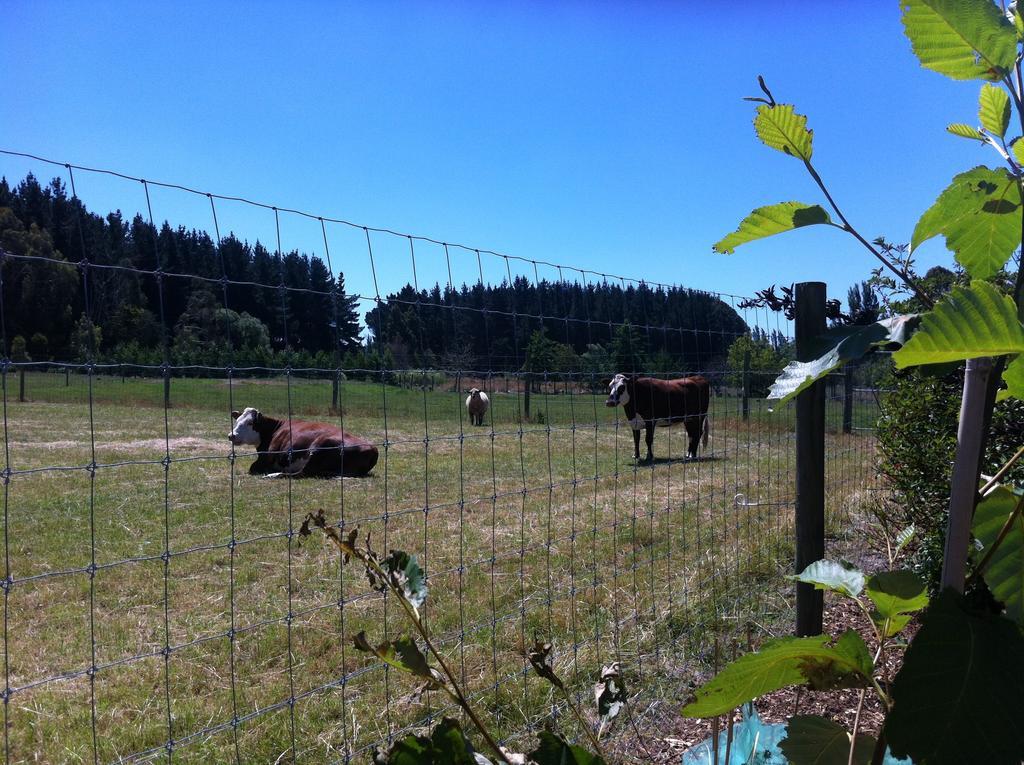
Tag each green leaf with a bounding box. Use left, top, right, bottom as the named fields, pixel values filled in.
left=781, top=715, right=875, bottom=765
left=377, top=718, right=483, bottom=764
left=529, top=730, right=606, bottom=765
left=815, top=630, right=872, bottom=684
left=996, top=354, right=1024, bottom=401
left=1016, top=5, right=1024, bottom=41
left=972, top=486, right=1024, bottom=624
left=353, top=632, right=442, bottom=686
left=946, top=122, right=985, bottom=140
left=900, top=0, right=1017, bottom=81
left=382, top=550, right=428, bottom=612
left=753, top=103, right=814, bottom=161
left=865, top=570, right=929, bottom=637
left=768, top=315, right=919, bottom=402
left=1013, top=139, right=1024, bottom=166
left=885, top=589, right=1024, bottom=765
left=912, top=166, right=1021, bottom=279
left=979, top=83, right=1011, bottom=137
left=681, top=632, right=872, bottom=717
left=791, top=559, right=866, bottom=598
left=713, top=202, right=833, bottom=254
left=893, top=280, right=1024, bottom=367
left=894, top=524, right=917, bottom=558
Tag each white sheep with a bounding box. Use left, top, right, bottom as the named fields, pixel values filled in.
left=465, top=388, right=490, bottom=426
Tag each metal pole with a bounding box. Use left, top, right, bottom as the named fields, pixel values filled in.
left=941, top=356, right=993, bottom=591
left=795, top=281, right=826, bottom=637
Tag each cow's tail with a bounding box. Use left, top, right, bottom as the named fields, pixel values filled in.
left=701, top=414, right=710, bottom=451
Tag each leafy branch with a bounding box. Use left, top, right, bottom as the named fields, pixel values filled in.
left=299, top=509, right=611, bottom=765
left=299, top=509, right=514, bottom=764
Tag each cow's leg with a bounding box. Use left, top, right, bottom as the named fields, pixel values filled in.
left=632, top=427, right=642, bottom=462
left=644, top=423, right=655, bottom=463
left=248, top=453, right=275, bottom=475
left=265, top=447, right=311, bottom=478
left=683, top=418, right=697, bottom=460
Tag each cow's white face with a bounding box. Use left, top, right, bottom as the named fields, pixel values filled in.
left=606, top=374, right=630, bottom=408
left=229, top=407, right=261, bottom=446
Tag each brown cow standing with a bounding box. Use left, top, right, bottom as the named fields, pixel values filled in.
left=605, top=374, right=710, bottom=463
left=228, top=407, right=378, bottom=477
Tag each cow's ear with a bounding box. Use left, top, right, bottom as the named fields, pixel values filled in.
left=231, top=410, right=240, bottom=420
left=599, top=378, right=612, bottom=389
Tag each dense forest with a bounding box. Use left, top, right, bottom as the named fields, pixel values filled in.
left=0, top=173, right=747, bottom=375
left=367, top=279, right=748, bottom=372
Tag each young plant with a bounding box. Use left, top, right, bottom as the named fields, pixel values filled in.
left=298, top=509, right=609, bottom=765
left=702, top=2, right=1024, bottom=763
left=681, top=541, right=927, bottom=762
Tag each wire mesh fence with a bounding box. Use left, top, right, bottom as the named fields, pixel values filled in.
left=0, top=151, right=886, bottom=763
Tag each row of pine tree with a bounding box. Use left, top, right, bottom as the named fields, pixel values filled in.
left=0, top=173, right=747, bottom=374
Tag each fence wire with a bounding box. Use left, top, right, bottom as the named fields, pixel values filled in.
left=0, top=151, right=885, bottom=764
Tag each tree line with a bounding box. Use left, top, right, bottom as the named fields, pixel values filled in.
left=0, top=173, right=359, bottom=370
left=366, top=278, right=748, bottom=373
left=1, top=172, right=748, bottom=376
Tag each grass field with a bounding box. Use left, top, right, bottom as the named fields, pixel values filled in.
left=0, top=370, right=880, bottom=763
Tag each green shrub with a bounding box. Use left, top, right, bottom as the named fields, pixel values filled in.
left=876, top=369, right=1024, bottom=589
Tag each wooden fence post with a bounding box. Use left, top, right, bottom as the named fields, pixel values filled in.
left=18, top=369, right=25, bottom=403
left=742, top=349, right=751, bottom=421
left=795, top=281, right=826, bottom=637
left=842, top=365, right=854, bottom=434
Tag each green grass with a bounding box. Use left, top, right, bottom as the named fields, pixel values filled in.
left=0, top=371, right=880, bottom=763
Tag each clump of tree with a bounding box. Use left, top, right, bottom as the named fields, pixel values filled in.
left=0, top=174, right=362, bottom=367
left=366, top=279, right=747, bottom=373
left=725, top=327, right=793, bottom=398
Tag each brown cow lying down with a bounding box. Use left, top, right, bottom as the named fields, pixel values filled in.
left=228, top=407, right=378, bottom=477
left=605, top=374, right=710, bottom=463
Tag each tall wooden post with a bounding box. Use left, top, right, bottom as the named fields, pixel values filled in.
left=795, top=281, right=826, bottom=637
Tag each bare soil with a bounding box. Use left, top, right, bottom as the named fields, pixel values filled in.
left=613, top=529, right=916, bottom=764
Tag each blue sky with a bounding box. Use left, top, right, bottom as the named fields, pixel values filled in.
left=0, top=1, right=991, bottom=323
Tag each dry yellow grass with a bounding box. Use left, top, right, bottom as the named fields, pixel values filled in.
left=0, top=374, right=879, bottom=763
